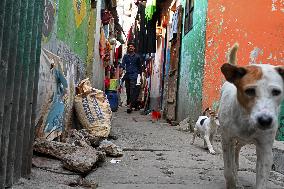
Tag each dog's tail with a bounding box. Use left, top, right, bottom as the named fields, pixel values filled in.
left=228, top=43, right=239, bottom=65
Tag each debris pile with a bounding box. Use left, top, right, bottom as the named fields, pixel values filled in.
left=33, top=136, right=105, bottom=173
left=176, top=117, right=191, bottom=132
left=98, top=139, right=123, bottom=157
left=65, top=129, right=102, bottom=148
left=33, top=78, right=122, bottom=174
left=34, top=130, right=122, bottom=173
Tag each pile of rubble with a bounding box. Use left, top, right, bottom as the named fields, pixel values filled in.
left=33, top=78, right=122, bottom=174
left=33, top=129, right=123, bottom=174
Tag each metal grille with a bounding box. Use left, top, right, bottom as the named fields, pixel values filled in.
left=0, top=0, right=44, bottom=187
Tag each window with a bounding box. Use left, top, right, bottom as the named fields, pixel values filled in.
left=184, top=0, right=194, bottom=34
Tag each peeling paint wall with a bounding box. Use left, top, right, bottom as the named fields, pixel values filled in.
left=203, top=0, right=284, bottom=139
left=203, top=0, right=284, bottom=109
left=176, top=0, right=208, bottom=121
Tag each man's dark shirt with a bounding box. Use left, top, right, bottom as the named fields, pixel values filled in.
left=121, top=53, right=142, bottom=80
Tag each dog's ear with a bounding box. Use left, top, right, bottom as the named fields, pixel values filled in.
left=204, top=107, right=210, bottom=112
left=275, top=66, right=284, bottom=80
left=221, top=63, right=247, bottom=83
left=202, top=107, right=210, bottom=116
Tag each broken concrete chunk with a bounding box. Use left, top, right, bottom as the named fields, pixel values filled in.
left=33, top=138, right=77, bottom=159
left=32, top=156, right=74, bottom=175
left=62, top=147, right=100, bottom=173
left=65, top=129, right=103, bottom=148
left=176, top=117, right=191, bottom=132
left=98, top=139, right=123, bottom=157
left=33, top=138, right=106, bottom=173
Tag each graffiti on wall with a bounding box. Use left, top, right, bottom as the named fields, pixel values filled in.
left=36, top=0, right=93, bottom=140
left=56, top=42, right=85, bottom=82
left=43, top=0, right=56, bottom=39
left=57, top=0, right=90, bottom=63
left=36, top=49, right=68, bottom=140
left=73, top=0, right=87, bottom=28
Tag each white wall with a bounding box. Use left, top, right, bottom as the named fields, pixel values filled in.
left=92, top=0, right=104, bottom=90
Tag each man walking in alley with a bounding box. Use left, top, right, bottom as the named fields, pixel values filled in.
left=120, top=42, right=142, bottom=113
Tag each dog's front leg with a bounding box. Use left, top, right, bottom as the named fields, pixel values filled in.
left=204, top=139, right=207, bottom=148
left=235, top=141, right=244, bottom=172
left=255, top=142, right=273, bottom=189
left=222, top=136, right=237, bottom=189
left=204, top=135, right=215, bottom=154
left=210, top=134, right=214, bottom=146
left=191, top=128, right=197, bottom=145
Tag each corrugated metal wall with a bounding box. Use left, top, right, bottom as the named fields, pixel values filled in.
left=0, top=0, right=44, bottom=187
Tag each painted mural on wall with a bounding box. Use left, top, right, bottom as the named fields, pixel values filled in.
left=177, top=0, right=208, bottom=121
left=203, top=0, right=284, bottom=140
left=36, top=0, right=96, bottom=140
left=73, top=0, right=87, bottom=28
left=35, top=49, right=68, bottom=140
left=42, top=0, right=56, bottom=40
left=57, top=0, right=90, bottom=63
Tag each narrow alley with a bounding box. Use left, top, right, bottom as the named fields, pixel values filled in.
left=1, top=0, right=284, bottom=189
left=13, top=107, right=284, bottom=189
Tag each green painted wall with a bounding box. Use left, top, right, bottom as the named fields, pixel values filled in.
left=57, top=0, right=91, bottom=63
left=176, top=0, right=208, bottom=123
left=86, top=8, right=96, bottom=79
left=277, top=104, right=284, bottom=141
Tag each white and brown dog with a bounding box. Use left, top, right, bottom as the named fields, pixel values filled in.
left=219, top=43, right=284, bottom=189
left=191, top=108, right=220, bottom=154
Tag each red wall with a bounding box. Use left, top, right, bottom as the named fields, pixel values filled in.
left=203, top=0, right=284, bottom=109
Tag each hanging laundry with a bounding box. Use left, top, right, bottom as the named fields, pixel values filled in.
left=103, top=41, right=112, bottom=66
left=103, top=24, right=109, bottom=39
left=99, top=26, right=106, bottom=59
left=145, top=0, right=156, bottom=21
left=162, top=14, right=169, bottom=28
left=111, top=0, right=117, bottom=7
left=170, top=9, right=179, bottom=41
left=127, top=26, right=134, bottom=42
left=101, top=9, right=112, bottom=25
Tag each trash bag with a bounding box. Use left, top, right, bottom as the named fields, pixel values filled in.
left=74, top=78, right=112, bottom=137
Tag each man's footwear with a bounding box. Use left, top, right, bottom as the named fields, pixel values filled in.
left=127, top=109, right=132, bottom=113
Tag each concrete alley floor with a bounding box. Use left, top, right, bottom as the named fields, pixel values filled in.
left=14, top=107, right=284, bottom=189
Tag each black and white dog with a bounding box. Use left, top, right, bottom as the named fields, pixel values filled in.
left=191, top=108, right=220, bottom=154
